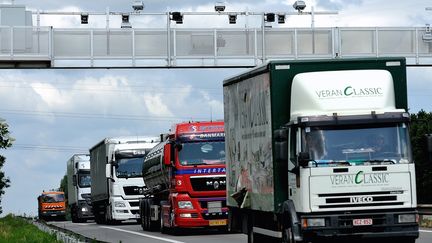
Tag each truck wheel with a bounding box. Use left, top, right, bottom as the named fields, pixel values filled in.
left=71, top=207, right=78, bottom=223
left=247, top=227, right=266, bottom=243
left=143, top=199, right=149, bottom=230
left=148, top=199, right=159, bottom=231
left=160, top=206, right=167, bottom=234
left=140, top=199, right=146, bottom=230
left=281, top=226, right=296, bottom=243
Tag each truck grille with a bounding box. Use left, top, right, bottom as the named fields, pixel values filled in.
left=317, top=191, right=404, bottom=209
left=129, top=201, right=140, bottom=207
left=201, top=212, right=229, bottom=220
left=123, top=186, right=144, bottom=195
left=199, top=200, right=227, bottom=209
left=190, top=176, right=226, bottom=191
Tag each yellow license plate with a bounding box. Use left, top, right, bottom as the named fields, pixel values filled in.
left=209, top=219, right=227, bottom=226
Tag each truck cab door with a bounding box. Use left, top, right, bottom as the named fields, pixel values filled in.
left=288, top=127, right=301, bottom=201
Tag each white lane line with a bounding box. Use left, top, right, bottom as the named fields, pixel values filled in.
left=75, top=223, right=92, bottom=226
left=99, top=226, right=185, bottom=243
left=420, top=229, right=432, bottom=233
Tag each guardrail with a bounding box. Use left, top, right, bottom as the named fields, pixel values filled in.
left=31, top=218, right=106, bottom=243
left=418, top=204, right=432, bottom=215
left=418, top=204, right=432, bottom=228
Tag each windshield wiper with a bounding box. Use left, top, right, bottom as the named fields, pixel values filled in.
left=313, top=160, right=351, bottom=167
left=349, top=159, right=396, bottom=165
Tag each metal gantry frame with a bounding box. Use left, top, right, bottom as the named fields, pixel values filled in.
left=0, top=9, right=432, bottom=68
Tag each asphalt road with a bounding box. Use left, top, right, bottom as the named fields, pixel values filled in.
left=49, top=220, right=432, bottom=243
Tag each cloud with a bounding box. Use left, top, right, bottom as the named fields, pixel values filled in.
left=143, top=93, right=174, bottom=116
left=31, top=83, right=68, bottom=107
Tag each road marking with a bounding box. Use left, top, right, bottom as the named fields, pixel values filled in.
left=420, top=229, right=432, bottom=233
left=99, top=226, right=185, bottom=243
left=75, top=223, right=92, bottom=226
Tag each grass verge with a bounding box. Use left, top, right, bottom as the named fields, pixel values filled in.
left=0, top=214, right=61, bottom=243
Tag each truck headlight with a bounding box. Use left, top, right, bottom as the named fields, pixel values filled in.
left=114, top=201, right=126, bottom=208
left=81, top=207, right=88, bottom=212
left=302, top=218, right=325, bottom=228
left=178, top=201, right=193, bottom=209
left=398, top=214, right=417, bottom=223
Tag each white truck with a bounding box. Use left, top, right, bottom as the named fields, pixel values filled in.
left=90, top=136, right=159, bottom=224
left=224, top=58, right=419, bottom=242
left=67, top=154, right=93, bottom=222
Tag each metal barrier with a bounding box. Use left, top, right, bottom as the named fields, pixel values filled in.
left=418, top=204, right=432, bottom=215
left=0, top=26, right=431, bottom=68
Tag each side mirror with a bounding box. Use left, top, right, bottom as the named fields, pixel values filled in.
left=175, top=143, right=183, bottom=152
left=298, top=152, right=310, bottom=167
left=72, top=175, right=77, bottom=186
left=105, top=163, right=112, bottom=178
left=274, top=128, right=288, bottom=162
left=164, top=143, right=174, bottom=166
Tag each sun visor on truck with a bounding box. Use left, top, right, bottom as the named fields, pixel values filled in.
left=290, top=70, right=397, bottom=120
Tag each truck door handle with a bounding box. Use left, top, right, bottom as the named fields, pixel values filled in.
left=333, top=168, right=348, bottom=173
left=372, top=166, right=387, bottom=171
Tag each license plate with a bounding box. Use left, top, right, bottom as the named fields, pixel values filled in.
left=353, top=218, right=373, bottom=226
left=209, top=219, right=227, bottom=226
left=51, top=214, right=57, bottom=217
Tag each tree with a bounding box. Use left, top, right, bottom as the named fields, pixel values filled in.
left=0, top=119, right=13, bottom=214
left=410, top=110, right=432, bottom=204
left=59, top=174, right=68, bottom=200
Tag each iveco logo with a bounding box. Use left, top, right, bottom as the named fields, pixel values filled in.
left=350, top=196, right=373, bottom=203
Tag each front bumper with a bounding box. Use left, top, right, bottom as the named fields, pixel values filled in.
left=111, top=199, right=141, bottom=221
left=175, top=209, right=229, bottom=228
left=41, top=210, right=66, bottom=217
left=301, top=209, right=419, bottom=240
left=173, top=197, right=229, bottom=228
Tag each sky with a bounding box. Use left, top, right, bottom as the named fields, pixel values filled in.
left=1, top=0, right=432, bottom=217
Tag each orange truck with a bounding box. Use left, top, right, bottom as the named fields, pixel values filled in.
left=37, top=190, right=67, bottom=221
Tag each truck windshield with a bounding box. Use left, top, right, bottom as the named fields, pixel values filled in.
left=78, top=171, right=91, bottom=188
left=41, top=194, right=65, bottom=203
left=302, top=123, right=412, bottom=165
left=115, top=157, right=144, bottom=178
left=178, top=141, right=226, bottom=166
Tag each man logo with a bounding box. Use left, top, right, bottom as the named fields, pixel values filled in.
left=213, top=181, right=219, bottom=189
left=350, top=196, right=373, bottom=203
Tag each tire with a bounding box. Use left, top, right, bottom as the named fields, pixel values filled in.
left=71, top=207, right=78, bottom=223
left=247, top=226, right=267, bottom=243
left=160, top=205, right=167, bottom=234
left=142, top=199, right=149, bottom=230
left=281, top=226, right=296, bottom=243
left=140, top=199, right=146, bottom=230
left=94, top=203, right=106, bottom=225
left=147, top=199, right=159, bottom=231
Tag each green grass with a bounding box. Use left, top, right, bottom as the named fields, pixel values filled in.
left=0, top=214, right=61, bottom=243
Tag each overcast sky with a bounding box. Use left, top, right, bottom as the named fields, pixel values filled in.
left=1, top=0, right=432, bottom=216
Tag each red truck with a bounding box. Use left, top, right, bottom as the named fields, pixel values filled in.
left=139, top=121, right=227, bottom=233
